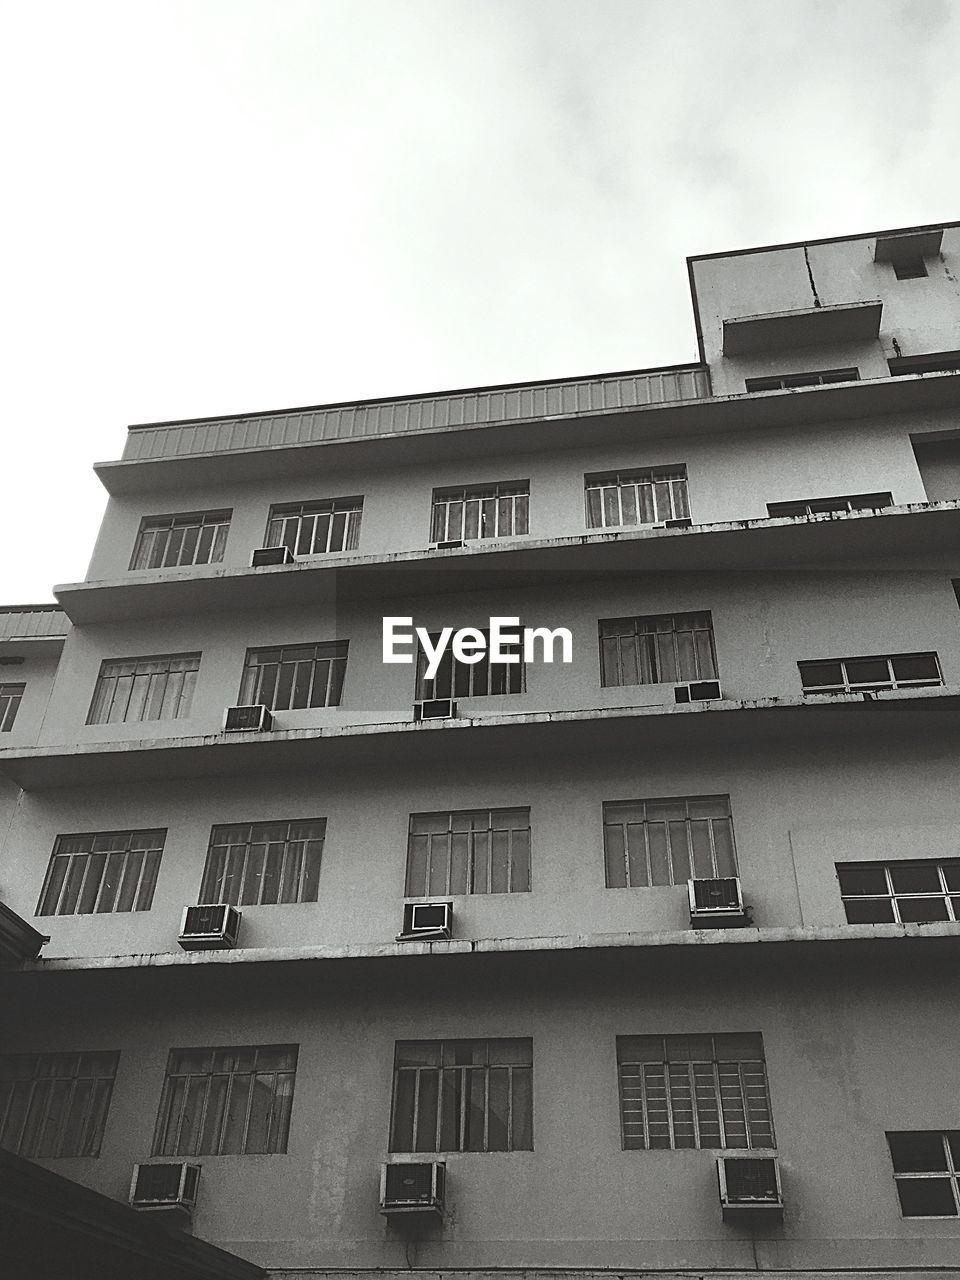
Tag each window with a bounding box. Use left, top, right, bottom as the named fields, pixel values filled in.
left=893, top=256, right=928, bottom=280
left=265, top=497, right=362, bottom=556
left=430, top=482, right=529, bottom=543
left=389, top=1039, right=532, bottom=1153
left=888, top=1132, right=960, bottom=1217
left=130, top=511, right=231, bottom=570
left=617, top=1033, right=774, bottom=1151
left=745, top=368, right=859, bottom=392
left=0, top=682, right=25, bottom=732
left=153, top=1045, right=297, bottom=1157
left=415, top=630, right=523, bottom=701
left=599, top=612, right=717, bottom=688
left=799, top=652, right=941, bottom=695
left=0, top=1051, right=119, bottom=1158
left=36, top=829, right=165, bottom=917
left=405, top=808, right=531, bottom=896
left=240, top=642, right=347, bottom=710
left=87, top=654, right=200, bottom=725
left=889, top=351, right=960, bottom=376
left=585, top=466, right=689, bottom=529
left=603, top=795, right=737, bottom=889
left=837, top=860, right=960, bottom=924
left=767, top=491, right=893, bottom=519
left=200, top=820, right=326, bottom=906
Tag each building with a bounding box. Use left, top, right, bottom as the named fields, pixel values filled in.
left=2, top=220, right=960, bottom=1279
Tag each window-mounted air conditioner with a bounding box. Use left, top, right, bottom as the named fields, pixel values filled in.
left=179, top=903, right=241, bottom=951
left=688, top=877, right=749, bottom=928
left=432, top=538, right=465, bottom=551
left=379, top=1160, right=445, bottom=1217
left=398, top=900, right=453, bottom=941
left=413, top=698, right=458, bottom=722
left=129, top=1162, right=201, bottom=1221
left=223, top=704, right=273, bottom=733
left=664, top=516, right=693, bottom=529
left=674, top=680, right=722, bottom=703
left=717, top=1155, right=784, bottom=1221
left=250, top=546, right=295, bottom=567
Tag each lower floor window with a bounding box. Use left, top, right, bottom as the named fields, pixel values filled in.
left=200, top=819, right=326, bottom=905
left=36, top=829, right=165, bottom=916
left=888, top=1131, right=960, bottom=1217
left=0, top=1051, right=118, bottom=1158
left=799, top=652, right=941, bottom=695
left=603, top=795, right=737, bottom=888
left=0, top=682, right=25, bottom=732
left=837, top=860, right=960, bottom=924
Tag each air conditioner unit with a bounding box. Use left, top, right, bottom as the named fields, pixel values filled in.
left=379, top=1160, right=445, bottom=1217
left=688, top=877, right=749, bottom=928
left=432, top=539, right=465, bottom=550
left=413, top=698, right=458, bottom=721
left=674, top=680, right=722, bottom=703
left=717, top=1155, right=784, bottom=1221
left=223, top=704, right=273, bottom=733
left=664, top=516, right=693, bottom=529
left=398, top=900, right=453, bottom=941
left=130, top=1162, right=201, bottom=1222
left=250, top=546, right=294, bottom=567
left=179, top=903, right=241, bottom=951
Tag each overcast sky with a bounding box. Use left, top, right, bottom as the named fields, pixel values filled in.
left=1, top=0, right=958, bottom=601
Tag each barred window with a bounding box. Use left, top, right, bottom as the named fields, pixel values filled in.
left=87, top=653, right=200, bottom=724
left=617, top=1033, right=774, bottom=1151
left=130, top=510, right=231, bottom=570
left=36, top=829, right=165, bottom=916
left=415, top=630, right=524, bottom=700
left=745, top=368, right=859, bottom=392
left=799, top=652, right=941, bottom=695
left=153, top=1045, right=298, bottom=1157
left=240, top=642, right=347, bottom=710
left=0, top=682, right=25, bottom=732
left=431, top=482, right=529, bottom=542
left=200, top=820, right=326, bottom=906
left=603, top=795, right=737, bottom=888
left=838, top=860, right=960, bottom=924
left=888, top=1131, right=960, bottom=1217
left=0, top=1051, right=119, bottom=1158
left=406, top=808, right=531, bottom=896
left=599, top=612, right=717, bottom=687
left=767, top=491, right=892, bottom=518
left=585, top=467, right=689, bottom=529
left=265, top=497, right=362, bottom=556
left=390, top=1039, right=532, bottom=1153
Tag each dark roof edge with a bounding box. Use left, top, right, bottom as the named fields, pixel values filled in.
left=686, top=217, right=960, bottom=265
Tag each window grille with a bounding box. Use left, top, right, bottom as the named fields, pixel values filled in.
left=599, top=612, right=717, bottom=687
left=603, top=795, right=737, bottom=888
left=617, top=1033, right=774, bottom=1151
left=430, top=482, right=529, bottom=542
left=415, top=630, right=524, bottom=700
left=0, top=1051, right=119, bottom=1158
left=265, top=497, right=363, bottom=556
left=837, top=860, right=960, bottom=925
left=585, top=467, right=689, bottom=529
left=153, top=1045, right=297, bottom=1157
left=240, top=642, right=347, bottom=710
left=799, top=652, right=941, bottom=695
left=200, top=820, right=326, bottom=906
left=87, top=654, right=200, bottom=725
left=767, top=491, right=893, bottom=518
left=389, top=1039, right=533, bottom=1153
left=405, top=808, right=531, bottom=896
left=130, top=511, right=231, bottom=570
left=0, top=682, right=25, bottom=732
left=888, top=1131, right=960, bottom=1217
left=745, top=368, right=859, bottom=392
left=36, top=829, right=166, bottom=916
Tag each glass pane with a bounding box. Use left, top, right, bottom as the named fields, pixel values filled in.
left=844, top=898, right=895, bottom=924
left=890, top=865, right=942, bottom=895
left=845, top=657, right=891, bottom=686
left=889, top=1130, right=948, bottom=1172
left=897, top=896, right=949, bottom=923
left=896, top=1176, right=958, bottom=1217
left=416, top=1070, right=440, bottom=1151
left=891, top=653, right=940, bottom=683
left=837, top=865, right=889, bottom=896
left=604, top=825, right=627, bottom=888
left=800, top=660, right=843, bottom=689
left=221, top=1074, right=251, bottom=1154
left=647, top=824, right=670, bottom=885
left=390, top=1072, right=416, bottom=1151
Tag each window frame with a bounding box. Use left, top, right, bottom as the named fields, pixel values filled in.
left=798, top=652, right=942, bottom=696
left=585, top=466, right=689, bottom=530
left=415, top=629, right=525, bottom=701
left=239, top=641, right=348, bottom=711
left=766, top=491, right=893, bottom=519
left=888, top=1131, right=960, bottom=1218
left=130, top=510, right=231, bottom=571
left=837, top=859, right=960, bottom=925
left=86, top=653, right=201, bottom=725
left=0, top=681, right=25, bottom=732
left=599, top=611, right=717, bottom=688
left=430, top=481, right=530, bottom=543
left=264, top=497, right=363, bottom=557
left=745, top=368, right=860, bottom=392
left=405, top=808, right=532, bottom=897
left=0, top=1050, right=119, bottom=1158
left=36, top=829, right=166, bottom=917
left=200, top=819, right=326, bottom=906
left=602, top=795, right=737, bottom=889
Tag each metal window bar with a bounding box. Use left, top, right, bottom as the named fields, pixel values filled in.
left=36, top=829, right=166, bottom=917
left=415, top=631, right=524, bottom=700
left=602, top=795, right=737, bottom=888
left=767, top=491, right=893, bottom=518
left=890, top=1133, right=960, bottom=1217
left=200, top=819, right=326, bottom=906
left=745, top=368, right=860, bottom=392
left=430, top=483, right=530, bottom=542
left=599, top=612, right=717, bottom=688
left=0, top=1051, right=119, bottom=1158
left=265, top=498, right=363, bottom=556
left=239, top=642, right=348, bottom=710
left=0, top=682, right=25, bottom=732
left=585, top=467, right=689, bottom=530
left=838, top=861, right=960, bottom=925
left=86, top=654, right=201, bottom=725
left=799, top=652, right=942, bottom=695
left=405, top=809, right=532, bottom=896
left=130, top=511, right=231, bottom=570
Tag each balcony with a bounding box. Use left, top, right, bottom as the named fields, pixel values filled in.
left=0, top=606, right=70, bottom=656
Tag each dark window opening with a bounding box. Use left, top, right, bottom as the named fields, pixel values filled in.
left=767, top=492, right=893, bottom=519
left=745, top=369, right=859, bottom=393
left=893, top=256, right=928, bottom=280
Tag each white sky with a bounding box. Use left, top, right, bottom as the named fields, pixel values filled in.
left=1, top=0, right=959, bottom=602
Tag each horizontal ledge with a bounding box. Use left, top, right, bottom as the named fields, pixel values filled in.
left=722, top=300, right=883, bottom=355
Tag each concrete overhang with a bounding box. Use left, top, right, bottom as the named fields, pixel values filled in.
left=721, top=300, right=883, bottom=356
left=0, top=899, right=48, bottom=964
left=875, top=228, right=943, bottom=262
left=1, top=685, right=957, bottom=791
left=53, top=501, right=960, bottom=624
